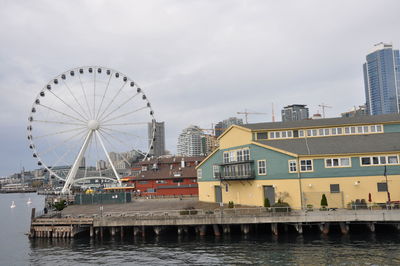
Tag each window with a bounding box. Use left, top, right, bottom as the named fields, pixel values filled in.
left=370, top=125, right=383, bottom=133
left=377, top=182, right=388, bottom=192
left=300, top=160, right=313, bottom=171
left=229, top=151, right=236, bottom=162
left=331, top=128, right=337, bottom=135
left=325, top=158, right=350, bottom=168
left=324, top=128, right=330, bottom=135
left=213, top=165, right=220, bottom=178
left=376, top=125, right=382, bottom=132
left=344, top=127, right=350, bottom=134
left=337, top=128, right=343, bottom=134
left=156, top=180, right=167, bottom=184
left=319, top=129, right=324, bottom=136
left=282, top=131, right=287, bottom=138
left=361, top=155, right=399, bottom=166
left=361, top=157, right=371, bottom=165
left=237, top=150, right=243, bottom=162
left=257, top=132, right=268, bottom=139
left=146, top=188, right=156, bottom=193
left=197, top=169, right=202, bottom=179
left=388, top=155, right=399, bottom=164
left=287, top=131, right=293, bottom=138
left=350, top=127, right=356, bottom=134
left=141, top=166, right=147, bottom=171
left=138, top=181, right=148, bottom=184
left=363, top=126, right=369, bottom=133
left=288, top=160, right=297, bottom=172
left=330, top=184, right=340, bottom=193
left=243, top=149, right=250, bottom=161
left=299, top=130, right=305, bottom=137
left=258, top=160, right=267, bottom=175
left=269, top=132, right=275, bottom=139
left=173, top=178, right=184, bottom=183
left=223, top=153, right=229, bottom=163
left=340, top=158, right=350, bottom=166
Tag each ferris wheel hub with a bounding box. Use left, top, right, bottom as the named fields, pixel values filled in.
left=87, top=119, right=100, bottom=130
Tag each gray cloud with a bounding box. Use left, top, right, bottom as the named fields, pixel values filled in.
left=1, top=0, right=400, bottom=176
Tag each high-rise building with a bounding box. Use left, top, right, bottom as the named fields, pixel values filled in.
left=201, top=134, right=218, bottom=155
left=148, top=121, right=166, bottom=157
left=177, top=125, right=204, bottom=156
left=214, top=117, right=243, bottom=137
left=281, top=104, right=309, bottom=122
left=363, top=42, right=400, bottom=115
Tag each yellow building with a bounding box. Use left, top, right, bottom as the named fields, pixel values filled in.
left=196, top=114, right=400, bottom=209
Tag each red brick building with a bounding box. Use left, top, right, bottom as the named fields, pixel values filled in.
left=126, top=156, right=204, bottom=197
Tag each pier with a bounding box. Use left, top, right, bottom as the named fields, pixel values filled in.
left=29, top=199, right=400, bottom=239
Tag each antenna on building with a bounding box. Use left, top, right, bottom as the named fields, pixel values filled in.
left=318, top=103, right=332, bottom=118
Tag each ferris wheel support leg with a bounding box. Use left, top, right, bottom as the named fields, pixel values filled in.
left=61, top=130, right=93, bottom=194
left=95, top=131, right=122, bottom=186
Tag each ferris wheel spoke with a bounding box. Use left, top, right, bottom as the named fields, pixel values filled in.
left=95, top=131, right=121, bottom=184
left=93, top=71, right=96, bottom=120
left=100, top=92, right=139, bottom=122
left=32, top=119, right=85, bottom=127
left=47, top=90, right=88, bottom=121
left=49, top=133, right=88, bottom=168
left=39, top=128, right=88, bottom=156
left=101, top=122, right=148, bottom=127
left=78, top=72, right=93, bottom=119
left=62, top=80, right=90, bottom=120
left=97, top=130, right=139, bottom=166
left=100, top=126, right=144, bottom=140
left=34, top=127, right=88, bottom=140
left=98, top=129, right=147, bottom=157
left=95, top=71, right=113, bottom=121
left=101, top=106, right=148, bottom=124
left=97, top=82, right=127, bottom=121
left=38, top=104, right=87, bottom=124
left=93, top=133, right=103, bottom=177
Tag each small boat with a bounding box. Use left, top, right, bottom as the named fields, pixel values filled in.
left=27, top=198, right=32, bottom=205
left=10, top=201, right=16, bottom=208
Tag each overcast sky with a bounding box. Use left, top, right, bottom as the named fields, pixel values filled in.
left=1, top=0, right=400, bottom=177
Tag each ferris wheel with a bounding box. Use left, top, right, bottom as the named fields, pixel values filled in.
left=27, top=66, right=156, bottom=194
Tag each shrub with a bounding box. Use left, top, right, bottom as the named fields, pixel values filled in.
left=321, top=194, right=328, bottom=208
left=228, top=201, right=234, bottom=208
left=53, top=200, right=66, bottom=211
left=179, top=207, right=198, bottom=215
left=264, top=198, right=271, bottom=208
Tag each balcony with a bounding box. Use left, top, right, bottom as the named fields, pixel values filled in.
left=216, top=161, right=255, bottom=180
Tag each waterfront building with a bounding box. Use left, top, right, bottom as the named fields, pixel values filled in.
left=148, top=121, right=166, bottom=157
left=127, top=156, right=204, bottom=197
left=177, top=125, right=204, bottom=156
left=363, top=43, right=400, bottom=115
left=215, top=117, right=243, bottom=137
left=281, top=104, right=309, bottom=122
left=196, top=114, right=400, bottom=209
left=341, top=105, right=368, bottom=118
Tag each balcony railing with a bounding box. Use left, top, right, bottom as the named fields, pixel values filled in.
left=215, top=170, right=255, bottom=180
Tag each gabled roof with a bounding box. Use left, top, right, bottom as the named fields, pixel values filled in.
left=243, top=113, right=400, bottom=131
left=254, top=132, right=400, bottom=156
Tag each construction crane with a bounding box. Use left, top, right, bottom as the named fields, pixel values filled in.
left=237, top=109, right=267, bottom=124
left=318, top=103, right=332, bottom=118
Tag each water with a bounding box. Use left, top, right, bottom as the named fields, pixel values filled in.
left=2, top=193, right=400, bottom=265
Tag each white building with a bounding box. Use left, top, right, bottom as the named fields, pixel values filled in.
left=177, top=125, right=204, bottom=156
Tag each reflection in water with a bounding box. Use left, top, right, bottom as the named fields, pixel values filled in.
left=27, top=231, right=400, bottom=265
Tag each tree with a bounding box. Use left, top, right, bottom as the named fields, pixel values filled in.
left=321, top=194, right=328, bottom=208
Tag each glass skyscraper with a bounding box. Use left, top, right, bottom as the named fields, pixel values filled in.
left=363, top=43, right=400, bottom=115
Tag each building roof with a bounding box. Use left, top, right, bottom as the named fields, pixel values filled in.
left=255, top=132, right=400, bottom=155
left=243, top=113, right=400, bottom=131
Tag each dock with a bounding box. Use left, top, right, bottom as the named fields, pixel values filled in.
left=29, top=198, right=400, bottom=238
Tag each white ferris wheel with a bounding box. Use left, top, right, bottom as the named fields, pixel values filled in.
left=27, top=66, right=156, bottom=194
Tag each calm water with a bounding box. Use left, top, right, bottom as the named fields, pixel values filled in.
left=2, top=193, right=400, bottom=265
